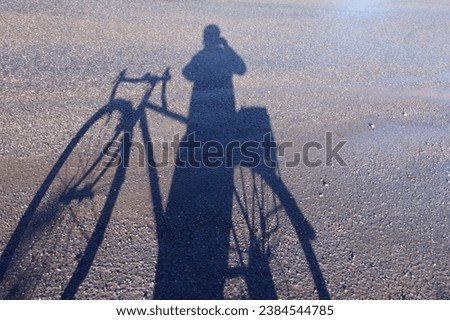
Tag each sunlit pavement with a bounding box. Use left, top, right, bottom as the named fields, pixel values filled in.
left=0, top=0, right=449, bottom=299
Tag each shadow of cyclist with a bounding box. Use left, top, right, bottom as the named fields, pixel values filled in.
left=0, top=24, right=330, bottom=300
left=153, top=24, right=246, bottom=299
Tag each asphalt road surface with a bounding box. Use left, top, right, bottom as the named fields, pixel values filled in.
left=0, top=0, right=449, bottom=299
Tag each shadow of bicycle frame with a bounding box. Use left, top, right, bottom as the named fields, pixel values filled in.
left=0, top=67, right=330, bottom=300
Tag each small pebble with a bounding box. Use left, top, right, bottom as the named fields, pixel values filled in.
left=369, top=123, right=375, bottom=129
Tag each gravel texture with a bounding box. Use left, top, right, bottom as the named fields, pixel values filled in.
left=0, top=0, right=449, bottom=299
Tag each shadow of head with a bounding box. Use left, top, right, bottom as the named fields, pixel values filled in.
left=203, top=24, right=221, bottom=48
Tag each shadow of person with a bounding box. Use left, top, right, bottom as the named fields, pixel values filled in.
left=153, top=24, right=246, bottom=299
left=153, top=24, right=330, bottom=300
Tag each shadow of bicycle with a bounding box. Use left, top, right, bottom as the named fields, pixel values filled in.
left=0, top=25, right=329, bottom=300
